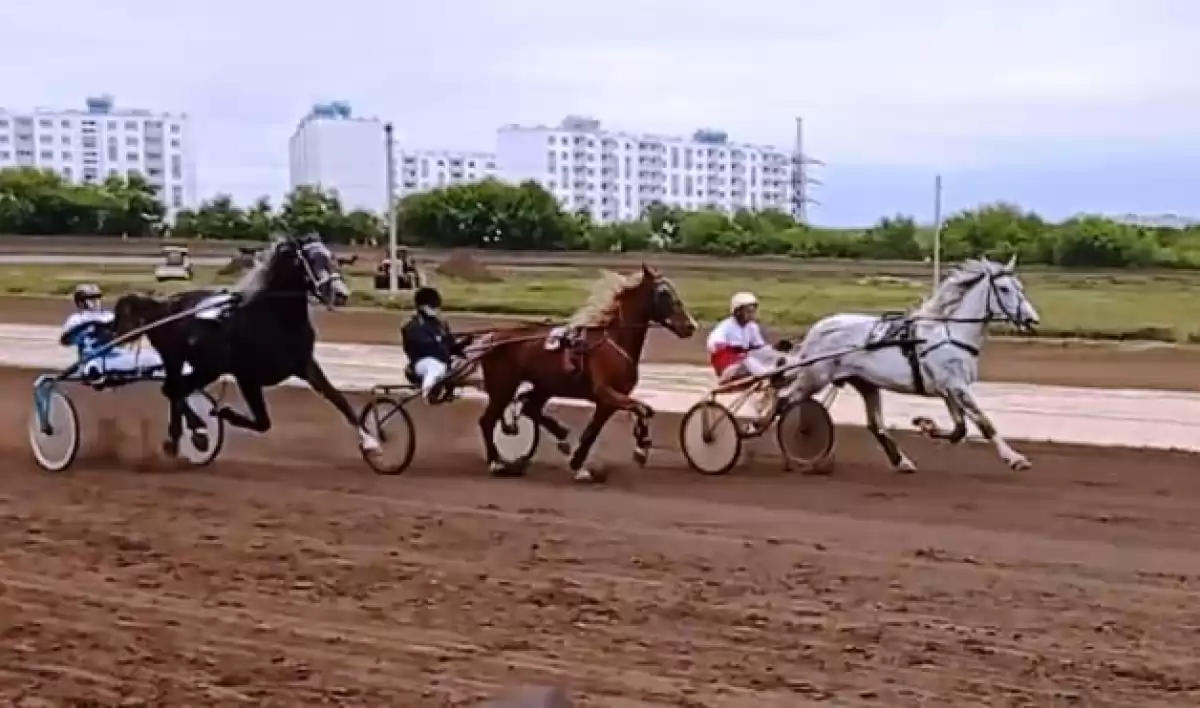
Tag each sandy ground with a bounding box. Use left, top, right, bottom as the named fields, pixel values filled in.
left=3, top=364, right=1200, bottom=706
left=3, top=294, right=1200, bottom=393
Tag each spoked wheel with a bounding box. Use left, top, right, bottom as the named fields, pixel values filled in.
left=492, top=402, right=540, bottom=471
left=177, top=390, right=225, bottom=467
left=29, top=384, right=80, bottom=473
left=358, top=395, right=417, bottom=475
left=776, top=398, right=836, bottom=471
left=679, top=400, right=743, bottom=475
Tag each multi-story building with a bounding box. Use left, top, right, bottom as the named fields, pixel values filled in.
left=496, top=116, right=794, bottom=223
left=288, top=101, right=387, bottom=214
left=0, top=94, right=196, bottom=214
left=396, top=149, right=497, bottom=198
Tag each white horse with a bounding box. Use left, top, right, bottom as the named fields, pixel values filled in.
left=787, top=256, right=1040, bottom=473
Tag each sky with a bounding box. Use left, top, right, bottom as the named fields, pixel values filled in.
left=3, top=0, right=1198, bottom=226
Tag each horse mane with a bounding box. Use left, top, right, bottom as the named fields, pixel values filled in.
left=232, top=237, right=285, bottom=300
left=566, top=269, right=646, bottom=328
left=912, top=258, right=999, bottom=318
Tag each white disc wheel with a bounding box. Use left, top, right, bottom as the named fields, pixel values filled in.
left=679, top=400, right=743, bottom=475
left=358, top=396, right=416, bottom=475
left=177, top=390, right=225, bottom=467
left=776, top=398, right=836, bottom=470
left=29, top=385, right=81, bottom=473
left=493, top=404, right=540, bottom=468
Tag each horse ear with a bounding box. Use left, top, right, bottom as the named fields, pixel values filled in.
left=642, top=262, right=652, bottom=276
left=1005, top=254, right=1017, bottom=272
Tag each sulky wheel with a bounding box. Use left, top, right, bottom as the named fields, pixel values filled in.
left=492, top=402, right=540, bottom=472
left=358, top=395, right=417, bottom=475
left=28, top=383, right=81, bottom=473
left=775, top=397, right=836, bottom=472
left=679, top=400, right=743, bottom=475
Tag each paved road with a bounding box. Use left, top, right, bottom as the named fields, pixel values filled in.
left=0, top=255, right=228, bottom=266
left=0, top=323, right=1192, bottom=451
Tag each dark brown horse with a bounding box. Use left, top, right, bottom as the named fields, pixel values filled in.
left=465, top=264, right=697, bottom=482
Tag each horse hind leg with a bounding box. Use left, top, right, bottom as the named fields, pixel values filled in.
left=519, top=389, right=571, bottom=455
left=848, top=377, right=918, bottom=474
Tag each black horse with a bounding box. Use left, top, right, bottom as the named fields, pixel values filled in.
left=111, top=233, right=382, bottom=459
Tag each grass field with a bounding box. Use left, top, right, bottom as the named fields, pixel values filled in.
left=1, top=262, right=1197, bottom=342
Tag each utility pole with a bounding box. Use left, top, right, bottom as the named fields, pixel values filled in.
left=384, top=122, right=398, bottom=295
left=791, top=117, right=824, bottom=224
left=932, top=174, right=943, bottom=289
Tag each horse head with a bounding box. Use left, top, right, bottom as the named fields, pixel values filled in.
left=259, top=233, right=351, bottom=308
left=942, top=257, right=1040, bottom=332
left=618, top=264, right=697, bottom=339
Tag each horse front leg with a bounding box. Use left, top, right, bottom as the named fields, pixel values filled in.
left=950, top=385, right=1031, bottom=471
left=300, top=359, right=380, bottom=455
left=568, top=405, right=617, bottom=483
left=913, top=394, right=968, bottom=443
left=519, top=389, right=572, bottom=456
left=160, top=366, right=186, bottom=457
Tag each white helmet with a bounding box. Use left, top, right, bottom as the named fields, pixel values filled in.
left=730, top=291, right=758, bottom=313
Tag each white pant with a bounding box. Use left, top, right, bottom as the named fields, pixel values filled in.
left=413, top=357, right=449, bottom=396
left=80, top=348, right=195, bottom=379
left=720, top=346, right=785, bottom=382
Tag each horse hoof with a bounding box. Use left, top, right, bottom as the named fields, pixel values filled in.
left=490, top=461, right=526, bottom=478
left=912, top=416, right=936, bottom=435
left=895, top=457, right=919, bottom=474
left=189, top=431, right=209, bottom=453
left=1008, top=457, right=1032, bottom=471
left=632, top=447, right=649, bottom=466
left=572, top=467, right=607, bottom=484
left=161, top=439, right=179, bottom=457
left=555, top=439, right=571, bottom=455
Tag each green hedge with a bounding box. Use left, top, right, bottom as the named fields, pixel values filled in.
left=3, top=166, right=1197, bottom=269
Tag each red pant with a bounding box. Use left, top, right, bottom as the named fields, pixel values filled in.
left=709, top=347, right=746, bottom=377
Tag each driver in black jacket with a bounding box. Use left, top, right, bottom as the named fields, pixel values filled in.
left=401, top=286, right=465, bottom=403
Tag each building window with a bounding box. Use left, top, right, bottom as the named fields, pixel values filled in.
left=126, top=152, right=138, bottom=161
left=39, top=150, right=53, bottom=160
left=62, top=167, right=73, bottom=179
left=171, top=156, right=182, bottom=179
left=170, top=124, right=181, bottom=134
left=61, top=151, right=72, bottom=160
left=39, top=135, right=52, bottom=145
left=125, top=120, right=138, bottom=130
left=0, top=151, right=10, bottom=160
left=107, top=121, right=117, bottom=130
left=38, top=119, right=52, bottom=128
left=171, top=185, right=183, bottom=208
left=126, top=136, right=138, bottom=146
left=108, top=146, right=118, bottom=160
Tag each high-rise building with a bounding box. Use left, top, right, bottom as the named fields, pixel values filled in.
left=396, top=148, right=497, bottom=198
left=0, top=94, right=196, bottom=214
left=287, top=101, right=387, bottom=213
left=496, top=116, right=795, bottom=223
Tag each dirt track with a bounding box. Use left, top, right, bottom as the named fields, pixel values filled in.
left=3, top=365, right=1200, bottom=706
left=4, top=295, right=1200, bottom=393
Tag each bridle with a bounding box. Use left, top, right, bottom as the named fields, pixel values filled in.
left=286, top=237, right=347, bottom=310
left=914, top=269, right=1034, bottom=358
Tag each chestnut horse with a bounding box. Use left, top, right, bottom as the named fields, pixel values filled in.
left=468, top=264, right=697, bottom=482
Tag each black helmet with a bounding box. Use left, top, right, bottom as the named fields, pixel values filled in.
left=414, top=286, right=442, bottom=309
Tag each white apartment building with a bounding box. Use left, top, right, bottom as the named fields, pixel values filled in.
left=496, top=116, right=794, bottom=223
left=288, top=101, right=387, bottom=214
left=397, top=149, right=496, bottom=198
left=0, top=94, right=196, bottom=214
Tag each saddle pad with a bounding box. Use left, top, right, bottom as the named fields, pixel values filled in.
left=866, top=317, right=913, bottom=347
left=194, top=293, right=236, bottom=321
left=544, top=326, right=567, bottom=351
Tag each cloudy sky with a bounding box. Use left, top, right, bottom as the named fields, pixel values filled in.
left=4, top=0, right=1197, bottom=225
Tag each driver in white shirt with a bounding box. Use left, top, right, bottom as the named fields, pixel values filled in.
left=60, top=283, right=163, bottom=382
left=705, top=291, right=788, bottom=382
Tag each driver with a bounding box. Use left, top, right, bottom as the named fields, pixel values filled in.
left=60, top=283, right=158, bottom=382
left=706, top=291, right=789, bottom=382
left=401, top=286, right=466, bottom=403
